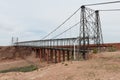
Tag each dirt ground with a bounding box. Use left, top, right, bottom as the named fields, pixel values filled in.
left=0, top=58, right=48, bottom=71
left=0, top=51, right=120, bottom=80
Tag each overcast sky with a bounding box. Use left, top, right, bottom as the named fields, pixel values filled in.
left=0, top=0, right=120, bottom=46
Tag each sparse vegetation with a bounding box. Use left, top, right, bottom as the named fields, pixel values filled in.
left=1, top=47, right=120, bottom=80
left=108, top=46, right=117, bottom=52
left=0, top=65, right=38, bottom=73
left=64, top=63, right=68, bottom=66
left=93, top=48, right=98, bottom=54
left=104, top=64, right=120, bottom=72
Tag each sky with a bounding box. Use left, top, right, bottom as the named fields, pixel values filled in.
left=0, top=0, right=120, bottom=46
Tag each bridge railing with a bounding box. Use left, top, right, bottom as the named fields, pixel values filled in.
left=14, top=37, right=78, bottom=47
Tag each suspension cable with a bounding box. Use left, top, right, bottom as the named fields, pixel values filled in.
left=42, top=1, right=120, bottom=39
left=99, top=9, right=120, bottom=11
left=84, top=0, right=120, bottom=6
left=41, top=7, right=81, bottom=40
left=52, top=22, right=80, bottom=39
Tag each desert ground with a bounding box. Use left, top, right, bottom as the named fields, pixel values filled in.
left=0, top=50, right=120, bottom=80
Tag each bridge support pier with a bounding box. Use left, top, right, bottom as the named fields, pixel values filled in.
left=67, top=50, right=70, bottom=61
left=39, top=49, right=42, bottom=62
left=31, top=47, right=75, bottom=64
left=47, top=49, right=49, bottom=63
left=50, top=49, right=53, bottom=63
left=58, top=50, right=61, bottom=62
left=54, top=50, right=56, bottom=63
left=62, top=50, right=65, bottom=61
left=72, top=51, right=74, bottom=60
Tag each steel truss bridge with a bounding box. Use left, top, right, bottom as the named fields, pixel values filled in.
left=13, top=1, right=120, bottom=63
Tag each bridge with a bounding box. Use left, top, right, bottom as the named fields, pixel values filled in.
left=13, top=1, right=120, bottom=63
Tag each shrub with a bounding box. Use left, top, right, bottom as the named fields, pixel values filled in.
left=93, top=48, right=98, bottom=54
left=64, top=63, right=68, bottom=66
left=0, top=65, right=38, bottom=73
left=108, top=46, right=117, bottom=52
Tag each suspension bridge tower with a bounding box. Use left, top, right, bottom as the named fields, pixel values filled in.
left=79, top=5, right=103, bottom=59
